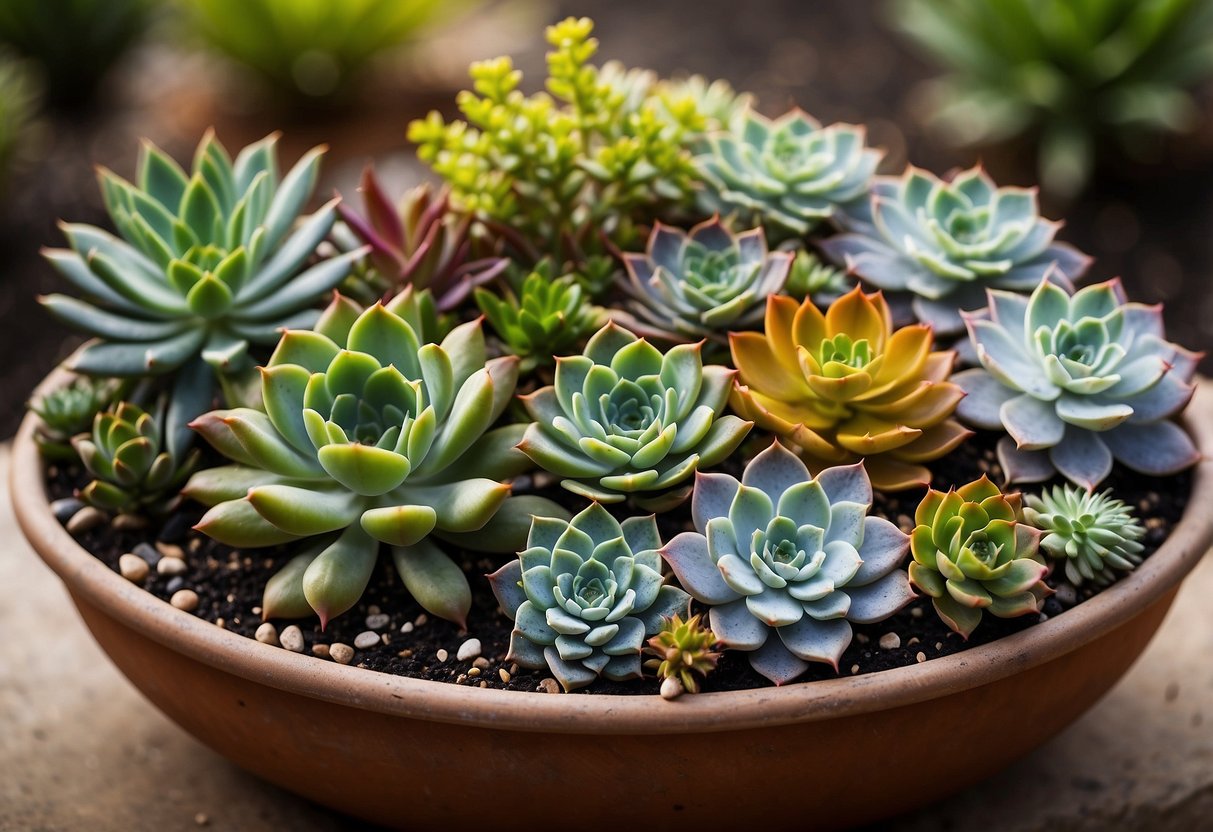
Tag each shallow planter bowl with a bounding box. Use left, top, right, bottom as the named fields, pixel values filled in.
left=13, top=373, right=1213, bottom=832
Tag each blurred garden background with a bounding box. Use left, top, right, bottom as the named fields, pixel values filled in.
left=3, top=0, right=1213, bottom=439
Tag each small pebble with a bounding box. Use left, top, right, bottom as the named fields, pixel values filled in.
left=254, top=622, right=279, bottom=646
left=157, top=557, right=187, bottom=576
left=165, top=577, right=185, bottom=594
left=436, top=648, right=449, bottom=662
left=194, top=813, right=209, bottom=827
left=112, top=513, right=147, bottom=531
left=537, top=678, right=561, bottom=694
left=170, top=589, right=199, bottom=612
left=468, top=667, right=481, bottom=677
left=1054, top=583, right=1078, bottom=607
left=365, top=613, right=390, bottom=631
left=855, top=633, right=870, bottom=645
left=916, top=652, right=927, bottom=664
left=50, top=497, right=84, bottom=524
left=353, top=631, right=380, bottom=650
left=414, top=614, right=428, bottom=627
left=498, top=668, right=512, bottom=683
left=131, top=542, right=161, bottom=565
left=279, top=625, right=305, bottom=653
left=399, top=622, right=414, bottom=634
left=456, top=638, right=482, bottom=661
left=879, top=632, right=901, bottom=650
left=850, top=664, right=860, bottom=675
left=659, top=677, right=683, bottom=700
left=155, top=541, right=186, bottom=560
left=66, top=506, right=107, bottom=535
left=472, top=657, right=490, bottom=670
left=367, top=604, right=381, bottom=615
left=934, top=642, right=943, bottom=651
left=311, top=644, right=331, bottom=659
left=909, top=606, right=924, bottom=619
left=907, top=637, right=919, bottom=646
left=118, top=553, right=149, bottom=583
left=330, top=643, right=354, bottom=664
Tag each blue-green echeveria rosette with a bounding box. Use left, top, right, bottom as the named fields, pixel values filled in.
left=488, top=503, right=691, bottom=692
left=618, top=217, right=792, bottom=341
left=184, top=291, right=566, bottom=629
left=820, top=166, right=1091, bottom=335
left=954, top=278, right=1200, bottom=490
left=696, top=108, right=882, bottom=238
left=517, top=322, right=752, bottom=510
left=660, top=441, right=916, bottom=685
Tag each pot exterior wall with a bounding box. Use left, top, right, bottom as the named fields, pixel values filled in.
left=69, top=586, right=1178, bottom=832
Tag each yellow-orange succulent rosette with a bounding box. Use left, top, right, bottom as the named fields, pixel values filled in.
left=728, top=286, right=970, bottom=490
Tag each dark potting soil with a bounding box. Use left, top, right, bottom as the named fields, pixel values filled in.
left=47, top=429, right=1190, bottom=696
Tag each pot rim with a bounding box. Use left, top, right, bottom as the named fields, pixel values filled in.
left=12, top=370, right=1213, bottom=735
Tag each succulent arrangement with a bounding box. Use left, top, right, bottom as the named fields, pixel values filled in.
left=28, top=18, right=1201, bottom=698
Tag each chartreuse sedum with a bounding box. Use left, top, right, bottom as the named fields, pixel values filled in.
left=488, top=502, right=691, bottom=692
left=729, top=286, right=969, bottom=491
left=40, top=131, right=365, bottom=409
left=184, top=291, right=566, bottom=628
left=517, top=322, right=752, bottom=510
left=909, top=477, right=1050, bottom=638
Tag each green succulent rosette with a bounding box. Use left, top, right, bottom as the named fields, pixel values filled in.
left=185, top=291, right=565, bottom=627
left=1024, top=485, right=1146, bottom=586
left=488, top=502, right=691, bottom=692
left=517, top=322, right=752, bottom=510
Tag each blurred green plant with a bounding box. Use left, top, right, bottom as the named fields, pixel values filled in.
left=0, top=51, right=37, bottom=190
left=0, top=0, right=149, bottom=109
left=183, top=0, right=478, bottom=100
left=889, top=0, right=1213, bottom=196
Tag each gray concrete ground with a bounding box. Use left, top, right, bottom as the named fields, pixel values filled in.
left=2, top=440, right=1211, bottom=832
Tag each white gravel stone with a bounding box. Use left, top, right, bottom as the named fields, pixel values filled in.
left=279, top=625, right=305, bottom=653
left=156, top=557, right=187, bottom=576
left=660, top=677, right=684, bottom=700
left=169, top=589, right=199, bottom=612
left=399, top=622, right=414, bottom=634
left=456, top=638, right=482, bottom=661
left=330, top=643, right=354, bottom=664
left=254, top=622, right=279, bottom=647
left=879, top=632, right=902, bottom=650
left=436, top=648, right=449, bottom=662
left=353, top=631, right=380, bottom=650
left=537, top=678, right=561, bottom=694
left=155, top=542, right=186, bottom=560
left=66, top=506, right=107, bottom=535
left=365, top=613, right=390, bottom=631
left=117, top=553, right=149, bottom=583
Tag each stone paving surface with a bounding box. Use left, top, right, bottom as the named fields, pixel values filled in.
left=2, top=440, right=1211, bottom=832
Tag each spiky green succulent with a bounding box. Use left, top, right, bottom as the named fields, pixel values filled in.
left=820, top=166, right=1091, bottom=336
left=890, top=0, right=1213, bottom=197
left=488, top=502, right=691, bottom=692
left=517, top=322, right=752, bottom=509
left=41, top=131, right=364, bottom=411
left=618, top=218, right=792, bottom=341
left=475, top=263, right=605, bottom=373
left=72, top=400, right=201, bottom=517
left=30, top=376, right=125, bottom=461
left=908, top=477, right=1049, bottom=638
left=185, top=292, right=565, bottom=628
left=643, top=613, right=721, bottom=696
left=696, top=108, right=882, bottom=239
left=785, top=250, right=852, bottom=304
left=954, top=278, right=1200, bottom=490
left=1024, top=485, right=1146, bottom=586
left=662, top=442, right=915, bottom=685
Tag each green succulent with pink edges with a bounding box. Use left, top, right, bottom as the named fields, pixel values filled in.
left=184, top=290, right=566, bottom=628
left=908, top=477, right=1050, bottom=639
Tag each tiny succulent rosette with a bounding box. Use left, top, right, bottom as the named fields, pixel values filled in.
left=336, top=169, right=507, bottom=311
left=820, top=166, right=1091, bottom=335
left=954, top=278, right=1200, bottom=489
left=643, top=613, right=721, bottom=696
left=1024, top=485, right=1146, bottom=586
left=730, top=287, right=969, bottom=490
left=185, top=292, right=564, bottom=628
left=73, top=401, right=201, bottom=517
left=488, top=503, right=691, bottom=692
left=31, top=376, right=125, bottom=461
left=697, top=108, right=881, bottom=237
left=40, top=132, right=365, bottom=407
left=661, top=441, right=916, bottom=685
left=908, top=477, right=1049, bottom=638
left=618, top=218, right=792, bottom=341
left=518, top=322, right=752, bottom=509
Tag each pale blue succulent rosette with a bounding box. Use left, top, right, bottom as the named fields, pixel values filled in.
left=953, top=278, right=1200, bottom=490
left=820, top=166, right=1091, bottom=336
left=488, top=503, right=691, bottom=692
left=660, top=441, right=916, bottom=686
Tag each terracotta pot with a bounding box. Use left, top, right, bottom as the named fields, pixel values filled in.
left=12, top=374, right=1213, bottom=832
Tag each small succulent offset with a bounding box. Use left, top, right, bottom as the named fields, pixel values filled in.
left=517, top=322, right=752, bottom=509
left=41, top=131, right=364, bottom=407
left=954, top=278, right=1200, bottom=490
left=618, top=218, right=792, bottom=342
left=30, top=377, right=125, bottom=461
left=185, top=293, right=563, bottom=628
left=488, top=502, right=691, bottom=692
left=786, top=250, right=852, bottom=304
left=73, top=401, right=201, bottom=517
left=908, top=477, right=1049, bottom=638
left=661, top=442, right=915, bottom=685
left=696, top=108, right=882, bottom=239
left=475, top=263, right=605, bottom=373
left=336, top=169, right=507, bottom=311
left=1024, top=485, right=1146, bottom=586
left=643, top=613, right=722, bottom=698
left=730, top=287, right=969, bottom=491
left=820, top=166, right=1091, bottom=335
